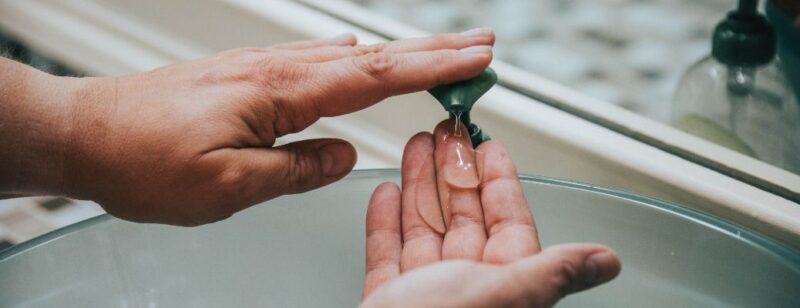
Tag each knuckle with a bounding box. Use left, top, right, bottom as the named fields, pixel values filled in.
left=355, top=43, right=385, bottom=55
left=253, top=55, right=307, bottom=85
left=506, top=257, right=581, bottom=308
left=285, top=149, right=322, bottom=191
left=269, top=98, right=294, bottom=135
left=365, top=258, right=398, bottom=273
left=450, top=213, right=485, bottom=228
left=551, top=259, right=580, bottom=296
left=403, top=225, right=438, bottom=239
left=268, top=98, right=317, bottom=137
left=215, top=166, right=253, bottom=199
left=355, top=52, right=396, bottom=80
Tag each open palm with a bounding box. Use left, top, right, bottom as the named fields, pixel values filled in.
left=360, top=120, right=621, bottom=307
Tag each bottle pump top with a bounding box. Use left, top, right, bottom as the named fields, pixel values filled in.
left=428, top=68, right=498, bottom=147
left=712, top=0, right=776, bottom=67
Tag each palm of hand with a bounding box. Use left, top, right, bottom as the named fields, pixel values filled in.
left=361, top=121, right=621, bottom=307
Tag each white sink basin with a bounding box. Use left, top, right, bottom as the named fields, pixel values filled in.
left=1, top=170, right=797, bottom=307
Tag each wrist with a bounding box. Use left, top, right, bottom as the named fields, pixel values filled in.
left=0, top=57, right=91, bottom=196
left=58, top=75, right=116, bottom=201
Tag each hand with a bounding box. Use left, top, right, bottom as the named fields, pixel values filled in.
left=361, top=121, right=621, bottom=307
left=0, top=30, right=495, bottom=225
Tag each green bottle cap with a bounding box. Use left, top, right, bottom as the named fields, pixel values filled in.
left=428, top=68, right=498, bottom=115
left=712, top=0, right=776, bottom=67
left=428, top=68, right=498, bottom=147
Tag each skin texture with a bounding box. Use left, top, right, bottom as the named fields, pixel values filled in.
left=1, top=29, right=622, bottom=307
left=361, top=125, right=622, bottom=307
left=0, top=30, right=495, bottom=226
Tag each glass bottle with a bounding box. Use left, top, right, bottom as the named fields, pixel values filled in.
left=671, top=0, right=800, bottom=173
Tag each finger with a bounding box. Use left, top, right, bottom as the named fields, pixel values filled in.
left=434, top=119, right=487, bottom=261
left=280, top=45, right=366, bottom=64
left=306, top=46, right=492, bottom=118
left=506, top=244, right=622, bottom=307
left=262, top=138, right=356, bottom=194
left=269, top=33, right=357, bottom=50
left=400, top=132, right=444, bottom=272
left=477, top=140, right=540, bottom=264
left=287, top=29, right=495, bottom=63
left=204, top=139, right=357, bottom=210
left=373, top=29, right=495, bottom=53
left=363, top=182, right=402, bottom=299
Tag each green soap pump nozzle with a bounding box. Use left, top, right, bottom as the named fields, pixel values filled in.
left=712, top=0, right=775, bottom=68
left=428, top=68, right=497, bottom=147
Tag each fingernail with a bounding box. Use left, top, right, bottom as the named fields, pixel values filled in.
left=460, top=45, right=492, bottom=55
left=584, top=251, right=617, bottom=284
left=460, top=27, right=493, bottom=37
left=330, top=33, right=355, bottom=44
left=320, top=142, right=355, bottom=177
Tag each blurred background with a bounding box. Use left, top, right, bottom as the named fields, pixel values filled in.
left=1, top=0, right=738, bottom=122
left=0, top=0, right=795, bottom=247
left=349, top=0, right=732, bottom=122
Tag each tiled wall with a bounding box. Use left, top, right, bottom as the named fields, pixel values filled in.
left=349, top=0, right=733, bottom=122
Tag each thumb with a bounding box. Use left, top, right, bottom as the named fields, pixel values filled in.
left=264, top=138, right=357, bottom=195
left=505, top=243, right=621, bottom=307
left=203, top=138, right=355, bottom=216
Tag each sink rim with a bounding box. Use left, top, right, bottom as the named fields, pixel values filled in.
left=2, top=169, right=798, bottom=266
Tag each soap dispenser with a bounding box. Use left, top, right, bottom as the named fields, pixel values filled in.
left=428, top=68, right=497, bottom=147
left=671, top=0, right=800, bottom=173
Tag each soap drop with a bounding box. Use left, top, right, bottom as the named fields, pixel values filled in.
left=442, top=136, right=480, bottom=189
left=453, top=112, right=462, bottom=137
left=434, top=121, right=484, bottom=232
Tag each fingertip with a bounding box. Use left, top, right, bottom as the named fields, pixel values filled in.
left=406, top=132, right=435, bottom=149
left=331, top=33, right=358, bottom=46
left=462, top=28, right=497, bottom=46
left=367, top=182, right=401, bottom=226
left=459, top=45, right=494, bottom=65
left=433, top=119, right=468, bottom=137
left=364, top=180, right=402, bottom=299
left=459, top=27, right=496, bottom=44
left=486, top=32, right=497, bottom=46
left=373, top=181, right=401, bottom=198
left=585, top=249, right=622, bottom=286
left=475, top=140, right=508, bottom=164
left=475, top=139, right=503, bottom=152
left=429, top=47, right=493, bottom=87
left=508, top=243, right=622, bottom=306
left=434, top=119, right=451, bottom=131
left=402, top=132, right=435, bottom=164
left=541, top=243, right=621, bottom=287
left=476, top=140, right=517, bottom=184
left=320, top=140, right=357, bottom=179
